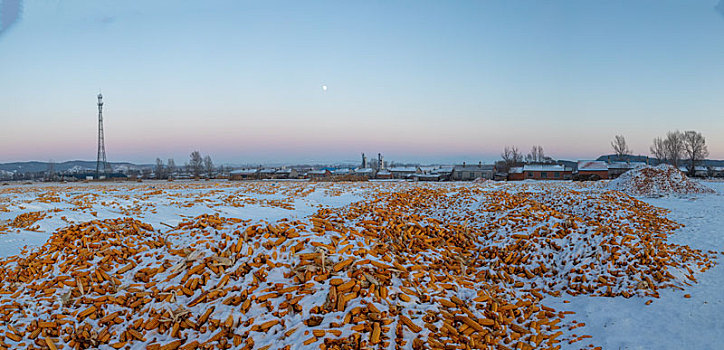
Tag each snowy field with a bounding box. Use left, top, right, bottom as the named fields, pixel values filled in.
left=0, top=179, right=721, bottom=349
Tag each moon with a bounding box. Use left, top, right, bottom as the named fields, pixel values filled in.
left=322, top=85, right=328, bottom=92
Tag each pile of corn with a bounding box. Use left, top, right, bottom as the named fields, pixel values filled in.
left=0, top=183, right=715, bottom=349
left=607, top=164, right=714, bottom=196
left=5, top=211, right=47, bottom=232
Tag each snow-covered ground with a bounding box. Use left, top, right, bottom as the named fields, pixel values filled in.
left=0, top=181, right=371, bottom=258
left=549, top=181, right=724, bottom=350
left=0, top=179, right=721, bottom=349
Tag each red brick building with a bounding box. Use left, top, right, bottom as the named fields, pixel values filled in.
left=576, top=161, right=609, bottom=180
left=508, top=167, right=525, bottom=181
left=515, top=164, right=572, bottom=180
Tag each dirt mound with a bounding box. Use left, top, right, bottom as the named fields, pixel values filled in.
left=607, top=164, right=714, bottom=196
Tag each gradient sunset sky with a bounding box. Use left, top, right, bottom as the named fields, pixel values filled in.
left=2, top=0, right=724, bottom=164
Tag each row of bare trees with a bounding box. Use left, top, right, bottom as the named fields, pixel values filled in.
left=499, top=131, right=709, bottom=175
left=499, top=145, right=553, bottom=172
left=613, top=131, right=708, bottom=172
left=154, top=151, right=216, bottom=179
left=154, top=158, right=176, bottom=179
left=649, top=130, right=709, bottom=172
left=188, top=151, right=215, bottom=178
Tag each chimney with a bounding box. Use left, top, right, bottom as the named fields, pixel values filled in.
left=463, top=162, right=466, bottom=168
left=478, top=161, right=482, bottom=168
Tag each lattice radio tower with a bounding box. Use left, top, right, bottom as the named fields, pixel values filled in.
left=95, top=93, right=110, bottom=179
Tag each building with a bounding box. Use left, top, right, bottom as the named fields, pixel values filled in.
left=354, top=168, right=376, bottom=179
left=711, top=167, right=724, bottom=178
left=332, top=168, right=351, bottom=176
left=308, top=169, right=331, bottom=179
left=275, top=168, right=298, bottom=179
left=258, top=168, right=278, bottom=179
left=388, top=167, right=419, bottom=179
left=451, top=162, right=495, bottom=181
left=413, top=173, right=441, bottom=182
left=576, top=160, right=608, bottom=180
left=677, top=166, right=708, bottom=177
left=431, top=167, right=454, bottom=181
left=607, top=162, right=646, bottom=179
left=375, top=169, right=393, bottom=179
left=518, top=164, right=572, bottom=180
left=229, top=169, right=259, bottom=180
left=508, top=167, right=524, bottom=181
left=694, top=166, right=709, bottom=177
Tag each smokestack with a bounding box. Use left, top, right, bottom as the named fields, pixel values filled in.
left=463, top=162, right=466, bottom=168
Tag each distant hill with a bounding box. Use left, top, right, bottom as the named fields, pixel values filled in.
left=0, top=161, right=152, bottom=173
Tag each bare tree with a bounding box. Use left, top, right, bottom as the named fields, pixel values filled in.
left=141, top=168, right=152, bottom=179
left=611, top=135, right=631, bottom=161
left=650, top=137, right=667, bottom=163
left=664, top=131, right=684, bottom=168
left=46, top=160, right=56, bottom=182
left=525, top=145, right=545, bottom=163
left=650, top=131, right=686, bottom=168
left=189, top=151, right=204, bottom=178
left=500, top=146, right=523, bottom=171
left=203, top=155, right=214, bottom=179
left=155, top=158, right=166, bottom=179
left=167, top=159, right=176, bottom=179
left=682, top=130, right=709, bottom=175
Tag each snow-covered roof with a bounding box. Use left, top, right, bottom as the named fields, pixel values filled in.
left=432, top=167, right=453, bottom=174
left=577, top=160, right=608, bottom=171
left=712, top=167, right=724, bottom=172
left=355, top=168, right=375, bottom=174
left=260, top=168, right=277, bottom=174
left=678, top=166, right=708, bottom=173
left=332, top=169, right=350, bottom=175
left=388, top=167, right=418, bottom=173
left=509, top=167, right=523, bottom=174
left=230, top=169, right=259, bottom=175
left=67, top=165, right=92, bottom=173
left=523, top=164, right=565, bottom=172
left=276, top=169, right=293, bottom=174
left=308, top=170, right=329, bottom=175
left=609, top=162, right=648, bottom=170
left=454, top=164, right=494, bottom=171
left=414, top=174, right=440, bottom=179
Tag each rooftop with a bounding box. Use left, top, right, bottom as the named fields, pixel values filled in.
left=453, top=164, right=494, bottom=171
left=230, top=169, right=259, bottom=175
left=523, top=164, right=566, bottom=172
left=388, top=167, right=418, bottom=173
left=577, top=160, right=608, bottom=171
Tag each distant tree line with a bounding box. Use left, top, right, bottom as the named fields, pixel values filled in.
left=497, top=130, right=709, bottom=177
left=498, top=145, right=555, bottom=172
left=153, top=151, right=221, bottom=179
left=154, top=158, right=176, bottom=180
left=649, top=130, right=708, bottom=174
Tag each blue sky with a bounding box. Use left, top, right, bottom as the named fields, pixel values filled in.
left=1, top=0, right=724, bottom=164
